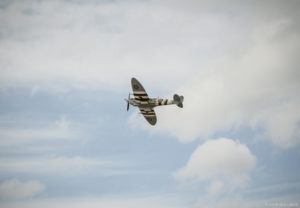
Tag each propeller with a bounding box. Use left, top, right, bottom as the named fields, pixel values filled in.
left=127, top=93, right=130, bottom=111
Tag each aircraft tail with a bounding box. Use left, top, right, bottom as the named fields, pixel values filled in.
left=173, top=94, right=184, bottom=108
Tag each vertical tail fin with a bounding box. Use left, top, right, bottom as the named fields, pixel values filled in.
left=173, top=94, right=184, bottom=108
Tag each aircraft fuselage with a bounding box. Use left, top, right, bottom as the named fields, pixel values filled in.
left=126, top=98, right=175, bottom=108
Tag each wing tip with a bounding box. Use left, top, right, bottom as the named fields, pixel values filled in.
left=148, top=120, right=157, bottom=126
left=145, top=116, right=157, bottom=126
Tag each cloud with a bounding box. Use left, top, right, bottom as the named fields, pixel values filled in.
left=0, top=116, right=82, bottom=147
left=0, top=195, right=185, bottom=208
left=0, top=156, right=127, bottom=176
left=194, top=191, right=300, bottom=208
left=174, top=138, right=256, bottom=194
left=0, top=179, right=45, bottom=200
left=251, top=99, right=300, bottom=148
left=205, top=180, right=224, bottom=195
left=1, top=1, right=299, bottom=148
left=0, top=0, right=299, bottom=154
left=1, top=186, right=299, bottom=208
left=136, top=5, right=300, bottom=147
left=0, top=1, right=299, bottom=207
left=0, top=0, right=197, bottom=92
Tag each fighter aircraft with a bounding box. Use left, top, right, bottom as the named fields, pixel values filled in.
left=125, top=77, right=184, bottom=125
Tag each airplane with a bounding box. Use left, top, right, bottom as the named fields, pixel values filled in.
left=125, top=77, right=184, bottom=125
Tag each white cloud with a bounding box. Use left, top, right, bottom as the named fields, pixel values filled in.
left=134, top=11, right=300, bottom=147
left=0, top=179, right=45, bottom=200
left=174, top=138, right=256, bottom=194
left=205, top=180, right=224, bottom=195
left=161, top=27, right=297, bottom=140
left=251, top=99, right=300, bottom=148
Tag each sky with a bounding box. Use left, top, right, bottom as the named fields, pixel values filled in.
left=0, top=0, right=300, bottom=207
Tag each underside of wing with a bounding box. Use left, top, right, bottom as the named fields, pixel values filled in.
left=139, top=107, right=157, bottom=125
left=131, top=78, right=150, bottom=105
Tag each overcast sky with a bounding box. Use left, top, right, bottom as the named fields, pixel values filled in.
left=0, top=0, right=300, bottom=207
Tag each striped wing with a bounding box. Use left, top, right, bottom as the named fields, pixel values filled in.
left=139, top=107, right=157, bottom=125
left=131, top=78, right=150, bottom=105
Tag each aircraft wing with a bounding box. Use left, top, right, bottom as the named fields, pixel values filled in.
left=139, top=107, right=157, bottom=125
left=131, top=78, right=149, bottom=105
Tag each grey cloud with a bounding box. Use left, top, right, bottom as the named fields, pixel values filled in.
left=0, top=179, right=45, bottom=200
left=0, top=117, right=83, bottom=147
left=0, top=1, right=299, bottom=148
